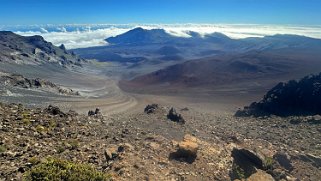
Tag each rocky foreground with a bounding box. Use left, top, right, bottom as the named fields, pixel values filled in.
left=0, top=102, right=321, bottom=180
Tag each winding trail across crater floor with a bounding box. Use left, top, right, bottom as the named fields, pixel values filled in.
left=54, top=76, right=139, bottom=116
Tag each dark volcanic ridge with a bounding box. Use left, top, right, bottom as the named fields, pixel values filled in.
left=236, top=72, right=321, bottom=117
left=0, top=31, right=85, bottom=67
left=0, top=72, right=79, bottom=96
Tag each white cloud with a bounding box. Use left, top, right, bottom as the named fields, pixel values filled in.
left=56, top=27, right=67, bottom=32
left=16, top=27, right=129, bottom=49
left=11, top=24, right=321, bottom=49
left=40, top=27, right=49, bottom=33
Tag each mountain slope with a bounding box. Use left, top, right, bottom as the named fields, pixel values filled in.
left=0, top=31, right=85, bottom=67
left=123, top=48, right=321, bottom=89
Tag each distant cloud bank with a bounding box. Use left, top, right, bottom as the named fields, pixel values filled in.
left=1, top=24, right=321, bottom=49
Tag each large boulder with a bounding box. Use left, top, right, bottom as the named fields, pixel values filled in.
left=231, top=148, right=269, bottom=179
left=178, top=135, right=198, bottom=158
left=170, top=134, right=198, bottom=163
left=273, top=152, right=293, bottom=171
left=298, top=154, right=321, bottom=168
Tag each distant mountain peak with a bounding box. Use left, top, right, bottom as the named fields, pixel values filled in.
left=185, top=31, right=202, bottom=38
left=105, top=27, right=177, bottom=45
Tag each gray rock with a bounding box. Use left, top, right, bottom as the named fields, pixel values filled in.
left=273, top=152, right=293, bottom=171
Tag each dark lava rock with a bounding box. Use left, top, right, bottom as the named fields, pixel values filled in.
left=298, top=154, right=321, bottom=168
left=232, top=148, right=265, bottom=169
left=44, top=105, right=65, bottom=116
left=34, top=78, right=42, bottom=87
left=231, top=148, right=266, bottom=179
left=88, top=108, right=102, bottom=117
left=180, top=107, right=189, bottom=111
left=273, top=152, right=293, bottom=171
left=167, top=107, right=185, bottom=124
left=88, top=110, right=95, bottom=116
left=144, top=104, right=159, bottom=114
left=236, top=73, right=321, bottom=117
left=289, top=118, right=302, bottom=124
left=307, top=115, right=321, bottom=124
left=94, top=108, right=100, bottom=115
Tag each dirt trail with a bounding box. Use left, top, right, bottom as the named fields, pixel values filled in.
left=54, top=77, right=138, bottom=116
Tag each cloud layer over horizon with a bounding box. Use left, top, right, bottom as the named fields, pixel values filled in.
left=1, top=24, right=321, bottom=49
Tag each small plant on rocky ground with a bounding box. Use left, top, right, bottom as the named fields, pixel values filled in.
left=23, top=157, right=111, bottom=181
left=22, top=118, right=31, bottom=125
left=56, top=145, right=66, bottom=154
left=264, top=156, right=275, bottom=170
left=35, top=125, right=46, bottom=133
left=22, top=111, right=31, bottom=125
left=28, top=157, right=40, bottom=166
left=48, top=119, right=56, bottom=129
left=0, top=145, right=6, bottom=153
left=232, top=164, right=246, bottom=179
left=67, top=139, right=80, bottom=150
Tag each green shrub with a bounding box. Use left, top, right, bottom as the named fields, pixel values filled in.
left=67, top=139, right=80, bottom=150
left=264, top=157, right=275, bottom=170
left=35, top=125, right=46, bottom=133
left=0, top=145, right=6, bottom=153
left=56, top=145, right=66, bottom=154
left=28, top=157, right=40, bottom=165
left=232, top=164, right=246, bottom=179
left=23, top=158, right=111, bottom=181
left=23, top=118, right=31, bottom=125
left=48, top=119, right=56, bottom=129
left=22, top=112, right=31, bottom=125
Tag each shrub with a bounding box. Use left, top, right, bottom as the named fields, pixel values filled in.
left=23, top=118, right=31, bottom=125
left=22, top=112, right=31, bottom=125
left=233, top=164, right=246, bottom=179
left=0, top=145, right=6, bottom=153
left=67, top=139, right=80, bottom=150
left=23, top=158, right=111, bottom=181
left=35, top=125, right=46, bottom=133
left=56, top=145, right=66, bottom=154
left=264, top=157, right=275, bottom=170
left=28, top=157, right=40, bottom=165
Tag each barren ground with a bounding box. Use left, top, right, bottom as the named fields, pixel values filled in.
left=1, top=62, right=321, bottom=181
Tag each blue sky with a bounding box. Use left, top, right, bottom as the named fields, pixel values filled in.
left=1, top=0, right=321, bottom=25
